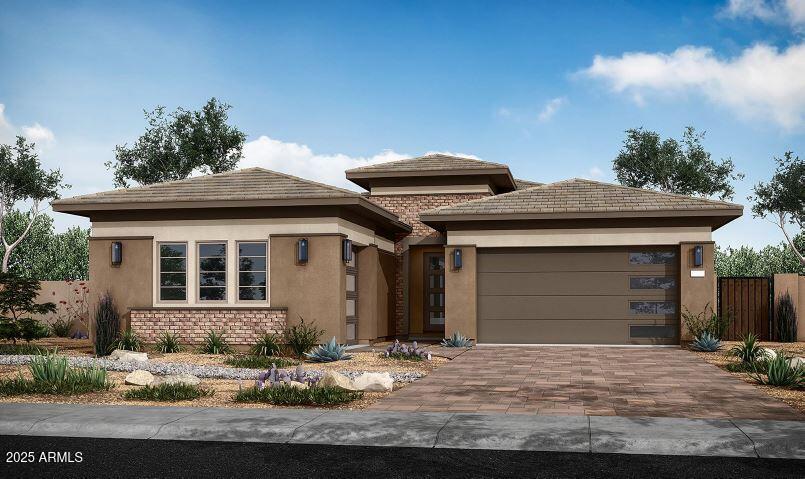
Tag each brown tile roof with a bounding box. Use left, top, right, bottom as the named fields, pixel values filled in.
left=53, top=167, right=364, bottom=205
left=345, top=153, right=508, bottom=173
left=514, top=178, right=543, bottom=190
left=420, top=178, right=742, bottom=216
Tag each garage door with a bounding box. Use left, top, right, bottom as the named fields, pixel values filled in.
left=477, top=246, right=679, bottom=344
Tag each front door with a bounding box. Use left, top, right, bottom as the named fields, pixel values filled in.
left=423, top=253, right=445, bottom=332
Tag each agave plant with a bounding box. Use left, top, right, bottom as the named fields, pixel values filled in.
left=690, top=332, right=721, bottom=352
left=384, top=339, right=430, bottom=360
left=751, top=350, right=805, bottom=388
left=730, top=332, right=763, bottom=364
left=441, top=331, right=473, bottom=348
left=304, top=337, right=352, bottom=362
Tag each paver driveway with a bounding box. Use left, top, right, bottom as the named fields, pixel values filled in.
left=369, top=346, right=803, bottom=420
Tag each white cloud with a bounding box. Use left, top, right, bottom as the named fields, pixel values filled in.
left=241, top=136, right=480, bottom=191
left=581, top=42, right=805, bottom=128
left=586, top=166, right=605, bottom=180
left=720, top=0, right=805, bottom=26
left=537, top=97, right=566, bottom=123
left=21, top=123, right=55, bottom=144
left=0, top=104, right=56, bottom=146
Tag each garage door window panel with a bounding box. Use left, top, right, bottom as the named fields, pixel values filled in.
left=629, top=300, right=676, bottom=315
left=629, top=276, right=676, bottom=290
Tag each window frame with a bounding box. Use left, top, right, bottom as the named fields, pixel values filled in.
left=157, top=242, right=188, bottom=303
left=236, top=240, right=268, bottom=303
left=197, top=241, right=228, bottom=303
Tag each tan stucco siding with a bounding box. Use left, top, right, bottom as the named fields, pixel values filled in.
left=678, top=242, right=716, bottom=340
left=445, top=245, right=477, bottom=339
left=357, top=245, right=379, bottom=342
left=89, top=238, right=153, bottom=330
left=269, top=235, right=346, bottom=343
left=447, top=227, right=712, bottom=247
left=378, top=250, right=395, bottom=338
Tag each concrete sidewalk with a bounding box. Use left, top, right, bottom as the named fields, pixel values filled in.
left=0, top=403, right=803, bottom=459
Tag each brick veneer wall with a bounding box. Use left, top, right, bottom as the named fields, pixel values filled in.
left=130, top=308, right=287, bottom=345
left=367, top=193, right=489, bottom=335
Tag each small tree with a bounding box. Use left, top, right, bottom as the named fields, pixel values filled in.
left=106, top=98, right=246, bottom=188
left=0, top=136, right=66, bottom=272
left=613, top=126, right=742, bottom=200
left=0, top=272, right=55, bottom=343
left=750, top=151, right=805, bottom=267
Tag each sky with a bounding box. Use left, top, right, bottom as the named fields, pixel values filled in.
left=1, top=0, right=804, bottom=249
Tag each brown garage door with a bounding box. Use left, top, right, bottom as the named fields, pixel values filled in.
left=477, top=246, right=679, bottom=344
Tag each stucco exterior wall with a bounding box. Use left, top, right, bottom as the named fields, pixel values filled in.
left=89, top=237, right=154, bottom=331
left=773, top=273, right=804, bottom=342
left=447, top=227, right=712, bottom=247
left=34, top=280, right=91, bottom=335
left=357, top=245, right=379, bottom=343
left=445, top=245, right=477, bottom=339
left=269, top=235, right=346, bottom=342
left=679, top=241, right=716, bottom=340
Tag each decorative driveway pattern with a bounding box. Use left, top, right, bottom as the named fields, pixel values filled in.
left=369, top=346, right=804, bottom=420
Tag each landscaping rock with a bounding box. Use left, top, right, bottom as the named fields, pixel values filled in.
left=319, top=371, right=356, bottom=390
left=352, top=372, right=393, bottom=392
left=789, top=357, right=805, bottom=369
left=288, top=381, right=309, bottom=390
left=124, top=370, right=155, bottom=386
left=761, top=348, right=777, bottom=360
left=109, top=349, right=148, bottom=362
left=160, top=373, right=201, bottom=386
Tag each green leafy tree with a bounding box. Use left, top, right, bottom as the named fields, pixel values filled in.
left=715, top=234, right=805, bottom=277
left=750, top=152, right=805, bottom=267
left=0, top=210, right=89, bottom=280
left=0, top=273, right=55, bottom=343
left=106, top=98, right=246, bottom=187
left=613, top=127, right=743, bottom=200
left=0, top=136, right=66, bottom=272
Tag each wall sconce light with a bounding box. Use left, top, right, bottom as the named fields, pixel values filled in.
left=297, top=238, right=309, bottom=264
left=693, top=245, right=703, bottom=268
left=111, top=241, right=122, bottom=266
left=452, top=248, right=463, bottom=269
left=342, top=239, right=353, bottom=262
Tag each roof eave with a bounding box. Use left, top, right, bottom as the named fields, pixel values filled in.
left=345, top=167, right=517, bottom=192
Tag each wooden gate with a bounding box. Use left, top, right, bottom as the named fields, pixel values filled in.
left=717, top=277, right=773, bottom=340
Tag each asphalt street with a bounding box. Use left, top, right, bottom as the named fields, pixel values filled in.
left=1, top=435, right=802, bottom=479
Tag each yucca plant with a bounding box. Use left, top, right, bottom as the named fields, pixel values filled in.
left=441, top=331, right=473, bottom=348
left=690, top=332, right=722, bottom=352
left=250, top=332, right=281, bottom=357
left=305, top=336, right=352, bottom=362
left=155, top=331, right=183, bottom=353
left=198, top=330, right=234, bottom=354
left=115, top=328, right=143, bottom=352
left=730, top=332, right=763, bottom=364
left=751, top=350, right=805, bottom=388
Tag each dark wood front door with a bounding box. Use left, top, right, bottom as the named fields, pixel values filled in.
left=423, top=253, right=445, bottom=332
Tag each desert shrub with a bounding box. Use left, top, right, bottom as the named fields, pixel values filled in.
left=383, top=339, right=429, bottom=361
left=224, top=355, right=298, bottom=369
left=284, top=317, right=323, bottom=358
left=94, top=293, right=120, bottom=356
left=750, top=351, right=805, bottom=388
left=0, top=352, right=112, bottom=396
left=115, top=328, right=143, bottom=352
left=682, top=305, right=731, bottom=340
left=198, top=330, right=234, bottom=354
left=0, top=343, right=45, bottom=355
left=441, top=331, right=473, bottom=348
left=730, top=333, right=764, bottom=364
left=250, top=332, right=281, bottom=357
left=776, top=292, right=798, bottom=343
left=234, top=384, right=362, bottom=406
left=123, top=383, right=214, bottom=401
left=155, top=331, right=183, bottom=353
left=49, top=318, right=72, bottom=338
left=305, top=337, right=352, bottom=362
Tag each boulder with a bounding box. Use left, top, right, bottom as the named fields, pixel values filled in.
left=160, top=373, right=201, bottom=386
left=124, top=369, right=155, bottom=386
left=789, top=357, right=805, bottom=369
left=109, top=349, right=148, bottom=362
left=287, top=381, right=309, bottom=390
left=761, top=348, right=777, bottom=360
left=319, top=371, right=356, bottom=391
left=352, top=372, right=393, bottom=392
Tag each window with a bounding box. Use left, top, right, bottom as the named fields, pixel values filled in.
left=629, top=301, right=676, bottom=315
left=159, top=243, right=187, bottom=301
left=629, top=276, right=676, bottom=290
left=238, top=242, right=266, bottom=301
left=199, top=243, right=226, bottom=301
left=629, top=252, right=676, bottom=265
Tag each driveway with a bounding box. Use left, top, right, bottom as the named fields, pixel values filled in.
left=368, top=346, right=803, bottom=420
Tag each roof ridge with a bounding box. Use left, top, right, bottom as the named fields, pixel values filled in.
left=419, top=180, right=558, bottom=215
left=567, top=177, right=741, bottom=208
left=345, top=153, right=507, bottom=173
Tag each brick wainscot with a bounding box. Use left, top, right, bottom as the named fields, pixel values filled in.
left=130, top=308, right=288, bottom=345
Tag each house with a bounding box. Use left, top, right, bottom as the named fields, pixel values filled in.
left=52, top=154, right=742, bottom=346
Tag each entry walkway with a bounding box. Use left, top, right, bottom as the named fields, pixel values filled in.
left=370, top=346, right=803, bottom=420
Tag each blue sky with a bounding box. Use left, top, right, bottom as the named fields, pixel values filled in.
left=1, top=0, right=803, bottom=248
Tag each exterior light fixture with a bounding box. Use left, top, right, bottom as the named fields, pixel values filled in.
left=297, top=238, right=309, bottom=264
left=111, top=241, right=122, bottom=266
left=693, top=245, right=703, bottom=267
left=452, top=248, right=463, bottom=270
left=342, top=239, right=353, bottom=262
